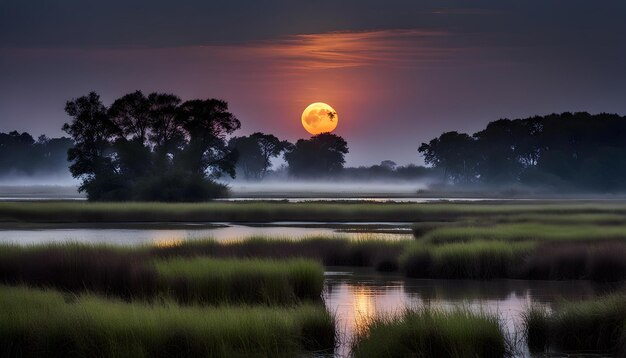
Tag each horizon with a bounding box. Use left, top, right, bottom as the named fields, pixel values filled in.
left=2, top=1, right=626, bottom=166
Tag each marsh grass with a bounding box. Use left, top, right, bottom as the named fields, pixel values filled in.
left=401, top=240, right=626, bottom=281
left=3, top=201, right=626, bottom=223
left=0, top=243, right=326, bottom=304
left=524, top=294, right=626, bottom=354
left=154, top=257, right=324, bottom=304
left=151, top=236, right=407, bottom=270
left=0, top=285, right=336, bottom=357
left=400, top=241, right=535, bottom=279
left=351, top=308, right=508, bottom=358
left=422, top=223, right=626, bottom=244
left=0, top=243, right=156, bottom=299
left=521, top=241, right=626, bottom=281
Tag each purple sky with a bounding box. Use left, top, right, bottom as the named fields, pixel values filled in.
left=1, top=1, right=626, bottom=166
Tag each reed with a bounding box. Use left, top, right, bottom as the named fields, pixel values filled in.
left=524, top=294, right=626, bottom=354
left=0, top=285, right=336, bottom=357
left=352, top=308, right=508, bottom=358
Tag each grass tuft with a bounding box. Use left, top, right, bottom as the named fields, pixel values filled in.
left=352, top=308, right=508, bottom=358
left=525, top=294, right=626, bottom=354
left=0, top=285, right=335, bottom=357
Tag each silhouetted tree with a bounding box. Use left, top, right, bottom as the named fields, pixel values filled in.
left=418, top=131, right=477, bottom=184
left=284, top=133, right=348, bottom=177
left=63, top=92, right=121, bottom=199
left=62, top=91, right=240, bottom=201
left=176, top=99, right=240, bottom=178
left=229, top=132, right=291, bottom=180
left=0, top=131, right=73, bottom=177
left=419, top=112, right=626, bottom=192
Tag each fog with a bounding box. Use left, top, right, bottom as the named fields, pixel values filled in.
left=0, top=177, right=436, bottom=201
left=226, top=179, right=431, bottom=198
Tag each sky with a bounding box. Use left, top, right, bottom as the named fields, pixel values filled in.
left=1, top=0, right=626, bottom=166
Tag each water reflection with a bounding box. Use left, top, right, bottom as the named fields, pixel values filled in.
left=323, top=268, right=622, bottom=358
left=0, top=223, right=409, bottom=245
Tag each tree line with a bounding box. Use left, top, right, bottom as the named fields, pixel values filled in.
left=0, top=131, right=73, bottom=178
left=8, top=92, right=622, bottom=199
left=59, top=91, right=357, bottom=201
left=419, top=112, right=626, bottom=191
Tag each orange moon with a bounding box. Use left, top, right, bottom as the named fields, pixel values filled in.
left=301, top=102, right=338, bottom=135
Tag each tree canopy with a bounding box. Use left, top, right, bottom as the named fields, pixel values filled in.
left=284, top=133, right=349, bottom=177
left=62, top=91, right=240, bottom=201
left=419, top=112, right=626, bottom=191
left=228, top=132, right=291, bottom=180
left=0, top=131, right=73, bottom=178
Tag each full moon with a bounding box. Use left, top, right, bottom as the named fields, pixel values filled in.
left=301, top=102, right=338, bottom=135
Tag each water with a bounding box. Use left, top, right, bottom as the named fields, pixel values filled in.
left=0, top=223, right=620, bottom=357
left=323, top=268, right=622, bottom=358
left=0, top=222, right=411, bottom=245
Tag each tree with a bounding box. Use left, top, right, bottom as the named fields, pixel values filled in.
left=147, top=92, right=183, bottom=159
left=109, top=91, right=151, bottom=143
left=229, top=132, right=291, bottom=180
left=63, top=92, right=120, bottom=199
left=418, top=112, right=626, bottom=192
left=418, top=131, right=477, bottom=184
left=176, top=99, right=240, bottom=178
left=62, top=91, right=241, bottom=201
left=284, top=133, right=348, bottom=177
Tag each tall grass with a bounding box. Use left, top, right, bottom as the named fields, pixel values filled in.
left=352, top=308, right=508, bottom=358
left=521, top=241, right=626, bottom=281
left=0, top=243, right=326, bottom=304
left=3, top=201, right=626, bottom=223
left=0, top=285, right=336, bottom=357
left=400, top=241, right=535, bottom=279
left=151, top=236, right=407, bottom=271
left=401, top=240, right=626, bottom=281
left=422, top=223, right=626, bottom=244
left=0, top=243, right=156, bottom=299
left=154, top=257, right=323, bottom=304
left=524, top=294, right=626, bottom=354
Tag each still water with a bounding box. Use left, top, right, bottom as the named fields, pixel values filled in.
left=323, top=268, right=622, bottom=358
left=0, top=222, right=411, bottom=245
left=0, top=224, right=620, bottom=357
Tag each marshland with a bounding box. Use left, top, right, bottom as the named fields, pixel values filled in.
left=1, top=200, right=625, bottom=357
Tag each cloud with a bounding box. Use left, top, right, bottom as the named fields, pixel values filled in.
left=221, top=29, right=453, bottom=72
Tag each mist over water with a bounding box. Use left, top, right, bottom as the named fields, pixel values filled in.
left=226, top=179, right=431, bottom=197
left=0, top=177, right=435, bottom=200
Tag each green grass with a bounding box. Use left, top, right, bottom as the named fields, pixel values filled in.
left=0, top=243, right=326, bottom=304
left=4, top=200, right=626, bottom=223
left=151, top=236, right=408, bottom=270
left=154, top=257, right=324, bottom=304
left=488, top=212, right=626, bottom=225
left=352, top=308, right=508, bottom=358
left=422, top=223, right=626, bottom=244
left=524, top=294, right=626, bottom=354
left=0, top=285, right=335, bottom=357
left=400, top=241, right=535, bottom=279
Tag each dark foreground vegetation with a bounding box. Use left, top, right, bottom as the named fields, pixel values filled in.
left=1, top=201, right=626, bottom=357
left=525, top=294, right=626, bottom=355
left=0, top=285, right=334, bottom=358
left=1, top=232, right=624, bottom=298
left=352, top=308, right=509, bottom=358
left=0, top=244, right=324, bottom=305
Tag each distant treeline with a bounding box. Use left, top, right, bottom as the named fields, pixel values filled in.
left=0, top=131, right=73, bottom=178
left=419, top=112, right=626, bottom=191
left=6, top=97, right=625, bottom=199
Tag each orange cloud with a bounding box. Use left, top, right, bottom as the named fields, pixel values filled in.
left=210, top=29, right=453, bottom=73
